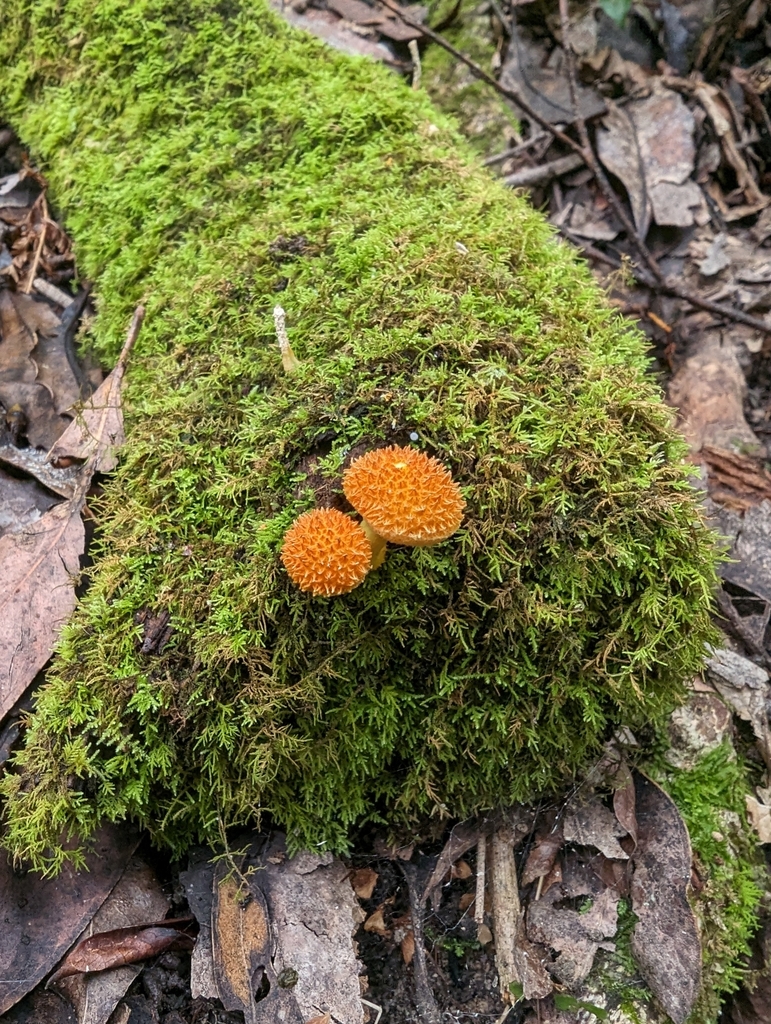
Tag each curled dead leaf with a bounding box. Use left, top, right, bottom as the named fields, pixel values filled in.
left=48, top=922, right=194, bottom=986
left=350, top=867, right=378, bottom=900
left=363, top=907, right=390, bottom=937
left=450, top=859, right=472, bottom=880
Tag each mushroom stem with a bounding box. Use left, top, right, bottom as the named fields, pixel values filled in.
left=360, top=519, right=388, bottom=569
left=273, top=305, right=300, bottom=373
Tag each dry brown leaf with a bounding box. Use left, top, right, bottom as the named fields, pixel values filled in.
left=527, top=885, right=619, bottom=986
left=0, top=288, right=42, bottom=384
left=0, top=441, right=79, bottom=497
left=630, top=773, right=701, bottom=1024
left=459, top=892, right=475, bottom=912
left=705, top=648, right=771, bottom=770
left=32, top=290, right=89, bottom=416
left=253, top=842, right=365, bottom=1024
left=522, top=817, right=563, bottom=887
left=400, top=932, right=415, bottom=966
left=0, top=499, right=83, bottom=721
left=49, top=923, right=193, bottom=986
left=611, top=762, right=638, bottom=849
left=55, top=857, right=171, bottom=1024
left=212, top=863, right=303, bottom=1024
left=564, top=795, right=629, bottom=860
left=500, top=25, right=605, bottom=127
left=0, top=307, right=142, bottom=723
left=596, top=100, right=651, bottom=236
left=451, top=859, right=472, bottom=880
left=422, top=819, right=486, bottom=904
left=180, top=849, right=218, bottom=1001
left=0, top=468, right=58, bottom=538
left=0, top=379, right=70, bottom=449
left=0, top=823, right=139, bottom=1015
left=49, top=356, right=125, bottom=472
left=363, top=907, right=390, bottom=937
left=597, top=85, right=702, bottom=232
left=305, top=1015, right=332, bottom=1024
left=746, top=791, right=771, bottom=844
left=350, top=867, right=378, bottom=900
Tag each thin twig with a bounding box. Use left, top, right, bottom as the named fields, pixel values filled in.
left=483, top=132, right=550, bottom=166
left=382, top=0, right=771, bottom=336
left=559, top=226, right=771, bottom=334
left=23, top=220, right=47, bottom=292
left=474, top=833, right=486, bottom=929
left=556, top=0, right=663, bottom=283
left=382, top=0, right=662, bottom=282
left=503, top=152, right=583, bottom=188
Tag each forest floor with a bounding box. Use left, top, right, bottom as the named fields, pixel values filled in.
left=4, top=1, right=771, bottom=1022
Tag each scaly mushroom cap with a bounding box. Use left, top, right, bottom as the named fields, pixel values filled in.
left=343, top=445, right=465, bottom=546
left=281, top=508, right=372, bottom=596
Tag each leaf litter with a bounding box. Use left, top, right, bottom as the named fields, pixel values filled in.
left=7, top=0, right=771, bottom=1019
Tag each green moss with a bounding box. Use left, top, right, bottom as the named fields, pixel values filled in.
left=0, top=0, right=719, bottom=872
left=656, top=744, right=764, bottom=1019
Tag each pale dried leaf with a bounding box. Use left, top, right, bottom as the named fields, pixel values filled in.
left=522, top=821, right=563, bottom=887
left=180, top=849, right=218, bottom=1001
left=212, top=863, right=303, bottom=1024
left=0, top=289, right=43, bottom=384
left=500, top=27, right=605, bottom=126
left=705, top=648, right=771, bottom=769
left=611, top=762, right=637, bottom=848
left=49, top=362, right=125, bottom=473
left=451, top=859, right=472, bottom=880
left=527, top=886, right=619, bottom=986
left=363, top=908, right=390, bottom=936
left=0, top=499, right=83, bottom=721
left=422, top=819, right=486, bottom=904
left=596, top=101, right=651, bottom=236
left=513, top=927, right=553, bottom=1000
left=0, top=469, right=58, bottom=539
left=563, top=796, right=629, bottom=860
left=254, top=839, right=366, bottom=1024
left=746, top=794, right=771, bottom=844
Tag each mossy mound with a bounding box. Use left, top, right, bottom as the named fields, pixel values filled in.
left=0, top=0, right=719, bottom=870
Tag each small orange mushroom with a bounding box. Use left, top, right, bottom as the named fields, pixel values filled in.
left=343, top=445, right=465, bottom=565
left=281, top=508, right=372, bottom=596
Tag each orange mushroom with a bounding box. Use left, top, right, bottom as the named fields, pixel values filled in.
left=281, top=508, right=372, bottom=596
left=343, top=445, right=465, bottom=566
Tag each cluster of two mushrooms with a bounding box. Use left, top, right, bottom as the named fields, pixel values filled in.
left=281, top=445, right=465, bottom=596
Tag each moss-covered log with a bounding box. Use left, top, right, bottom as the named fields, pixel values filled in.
left=0, top=0, right=719, bottom=870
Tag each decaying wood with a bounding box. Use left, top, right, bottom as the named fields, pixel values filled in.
left=491, top=826, right=521, bottom=1001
